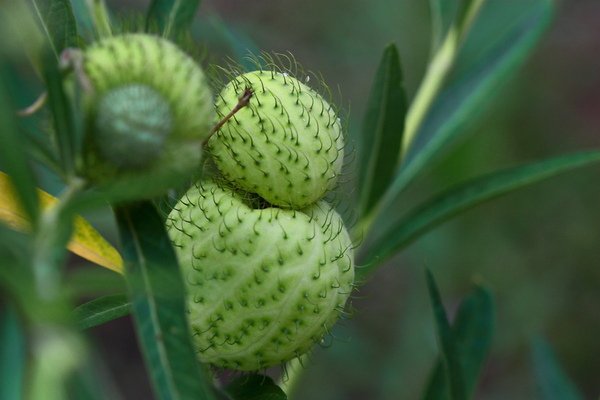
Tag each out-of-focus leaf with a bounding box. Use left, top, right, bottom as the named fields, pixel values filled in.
left=147, top=0, right=201, bottom=39
left=202, top=15, right=262, bottom=71
left=532, top=338, right=584, bottom=400
left=42, top=50, right=77, bottom=175
left=224, top=375, right=287, bottom=400
left=0, top=171, right=124, bottom=273
left=358, top=44, right=407, bottom=218
left=425, top=270, right=465, bottom=400
left=375, top=0, right=554, bottom=230
left=429, top=0, right=458, bottom=51
left=0, top=68, right=40, bottom=227
left=74, top=294, right=131, bottom=330
left=423, top=286, right=494, bottom=400
left=360, top=150, right=600, bottom=270
left=0, top=304, right=26, bottom=400
left=30, top=0, right=78, bottom=58
left=115, top=202, right=215, bottom=400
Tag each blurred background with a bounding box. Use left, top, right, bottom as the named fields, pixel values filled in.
left=17, top=0, right=600, bottom=398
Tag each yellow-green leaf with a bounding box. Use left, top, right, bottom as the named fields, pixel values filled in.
left=0, top=171, right=123, bottom=273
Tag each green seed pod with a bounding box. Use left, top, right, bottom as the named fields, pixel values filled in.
left=166, top=180, right=354, bottom=371
left=80, top=33, right=214, bottom=198
left=208, top=70, right=344, bottom=209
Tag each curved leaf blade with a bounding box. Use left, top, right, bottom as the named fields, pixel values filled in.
left=532, top=338, right=584, bottom=400
left=31, top=0, right=78, bottom=58
left=375, top=0, right=554, bottom=228
left=424, top=285, right=494, bottom=400
left=147, top=0, right=201, bottom=38
left=0, top=304, right=26, bottom=400
left=360, top=150, right=600, bottom=270
left=74, top=294, right=131, bottom=330
left=0, top=68, right=39, bottom=226
left=115, top=202, right=215, bottom=400
left=224, top=375, right=287, bottom=400
left=0, top=171, right=123, bottom=273
left=358, top=44, right=408, bottom=217
left=425, top=270, right=466, bottom=400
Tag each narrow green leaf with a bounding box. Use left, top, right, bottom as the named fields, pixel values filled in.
left=358, top=44, right=408, bottom=217
left=115, top=202, right=216, bottom=400
left=375, top=0, right=554, bottom=229
left=74, top=294, right=131, bottom=330
left=224, top=375, right=287, bottom=400
left=30, top=0, right=78, bottom=58
left=360, top=150, right=600, bottom=270
left=42, top=50, right=77, bottom=175
left=532, top=337, right=584, bottom=400
left=424, top=286, right=494, bottom=400
left=0, top=304, right=26, bottom=400
left=425, top=270, right=466, bottom=400
left=429, top=0, right=458, bottom=51
left=0, top=66, right=40, bottom=226
left=147, top=0, right=201, bottom=39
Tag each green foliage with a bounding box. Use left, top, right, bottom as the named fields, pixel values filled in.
left=73, top=294, right=131, bottom=330
left=147, top=0, right=201, bottom=38
left=224, top=375, right=287, bottom=400
left=358, top=44, right=407, bottom=217
left=360, top=150, right=600, bottom=270
left=0, top=68, right=40, bottom=226
left=30, top=0, right=78, bottom=58
left=116, top=202, right=216, bottom=400
left=423, top=283, right=494, bottom=400
left=532, top=338, right=584, bottom=400
left=0, top=0, right=596, bottom=398
left=0, top=304, right=26, bottom=400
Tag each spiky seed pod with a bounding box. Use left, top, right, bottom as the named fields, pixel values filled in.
left=166, top=180, right=354, bottom=371
left=80, top=33, right=214, bottom=197
left=208, top=71, right=344, bottom=209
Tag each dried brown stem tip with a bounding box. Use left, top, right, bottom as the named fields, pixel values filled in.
left=210, top=87, right=253, bottom=135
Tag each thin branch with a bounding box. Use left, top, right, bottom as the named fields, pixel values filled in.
left=17, top=92, right=48, bottom=117
left=210, top=88, right=253, bottom=135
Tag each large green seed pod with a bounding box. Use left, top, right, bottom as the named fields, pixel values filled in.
left=80, top=33, right=214, bottom=198
left=208, top=71, right=344, bottom=209
left=166, top=180, right=354, bottom=371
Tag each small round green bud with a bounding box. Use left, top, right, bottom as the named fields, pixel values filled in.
left=166, top=180, right=354, bottom=371
left=80, top=33, right=214, bottom=199
left=208, top=71, right=344, bottom=209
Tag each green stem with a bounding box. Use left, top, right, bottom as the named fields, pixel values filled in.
left=32, top=177, right=86, bottom=300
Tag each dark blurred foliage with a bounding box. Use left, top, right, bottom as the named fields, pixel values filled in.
left=69, top=0, right=600, bottom=398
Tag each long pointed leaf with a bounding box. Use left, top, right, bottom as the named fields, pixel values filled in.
left=360, top=150, right=600, bottom=269
left=532, top=338, right=584, bottom=400
left=115, top=202, right=215, bottom=400
left=43, top=50, right=77, bottom=175
left=358, top=44, right=408, bottom=217
left=374, top=0, right=554, bottom=230
left=147, top=0, right=201, bottom=39
left=0, top=171, right=123, bottom=273
left=424, top=286, right=494, bottom=400
left=425, top=270, right=466, bottom=400
left=0, top=67, right=40, bottom=226
left=30, top=0, right=78, bottom=59
left=0, top=304, right=26, bottom=400
left=74, top=294, right=131, bottom=330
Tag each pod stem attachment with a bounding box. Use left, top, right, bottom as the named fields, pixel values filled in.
left=210, top=88, right=253, bottom=136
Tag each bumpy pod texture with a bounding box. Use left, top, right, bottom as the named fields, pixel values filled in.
left=166, top=180, right=354, bottom=371
left=81, top=34, right=213, bottom=196
left=208, top=71, right=344, bottom=209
